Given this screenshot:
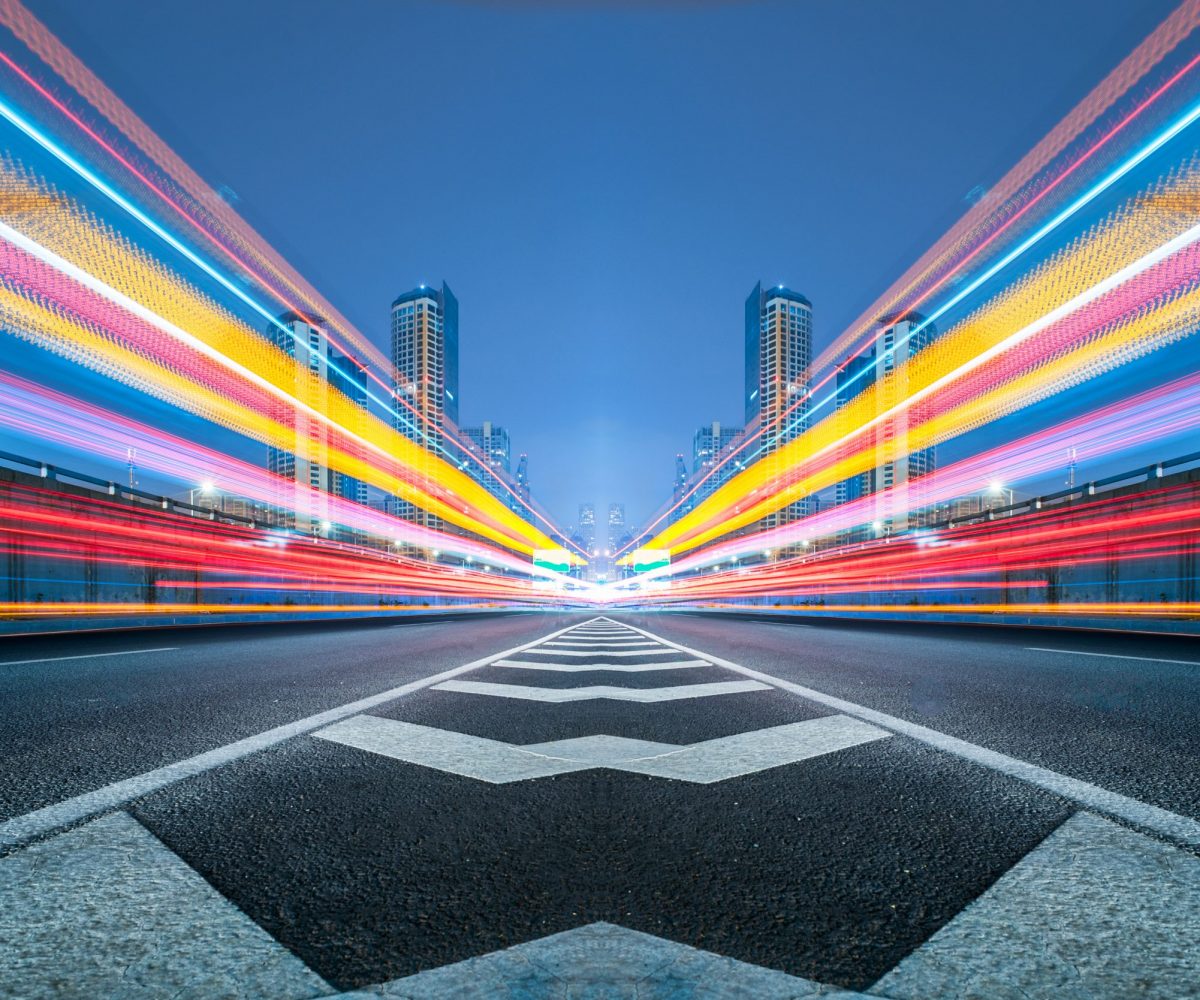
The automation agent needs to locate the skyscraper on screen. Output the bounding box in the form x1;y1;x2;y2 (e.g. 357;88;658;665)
834;348;877;515
266;312;369;539
391;282;459;434
461;421;511;473
869;313;938;534
690;420;746;506
607;502;632;550
515;454;530;505
577;503;596;553
460;421;522;511
390;282;459;526
745;282;813;526
669;454;691;525
692;421;742;475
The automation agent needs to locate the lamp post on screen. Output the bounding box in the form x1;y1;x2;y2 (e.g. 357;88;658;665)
988;480;1014;512
189;480;216;513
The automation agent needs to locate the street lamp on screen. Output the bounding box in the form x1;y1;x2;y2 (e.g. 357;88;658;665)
988;480;1014;511
189;480;216;512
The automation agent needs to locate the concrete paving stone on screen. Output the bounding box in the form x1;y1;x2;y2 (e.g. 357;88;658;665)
0;811;331;1000
331;922;872;999
871;811;1200;1000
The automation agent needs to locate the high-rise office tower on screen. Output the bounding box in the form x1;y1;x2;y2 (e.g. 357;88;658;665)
462;421;511;473
834;348;877;522
515;454;530;504
691;420;745;506
745;282;813;526
266;312;369;539
607;503;631;550
461;421;510;474
669;454;691;525
390;282;459;526
692;421;742;475
869;313;938;534
577;503;596;553
460;421;518;508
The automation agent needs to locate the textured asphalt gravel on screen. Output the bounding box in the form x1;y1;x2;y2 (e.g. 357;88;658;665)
0;611;570;821
631;611;1200;819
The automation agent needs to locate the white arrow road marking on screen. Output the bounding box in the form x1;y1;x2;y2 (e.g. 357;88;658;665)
432;679;770;702
313;714;889;783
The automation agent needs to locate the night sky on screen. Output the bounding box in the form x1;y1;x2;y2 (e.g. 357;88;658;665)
23;0;1183;540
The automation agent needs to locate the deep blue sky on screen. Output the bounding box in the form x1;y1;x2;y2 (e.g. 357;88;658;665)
25;0;1183;540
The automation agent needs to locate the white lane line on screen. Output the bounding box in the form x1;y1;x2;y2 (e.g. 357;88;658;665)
0;648;178;667
1026;647;1200;666
0;621;585;850
515;648;681;658
620;622;1200;847
432;679;771;703
492;658;710;672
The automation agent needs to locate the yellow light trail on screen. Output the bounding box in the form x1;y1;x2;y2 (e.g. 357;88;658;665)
0;161;563;556
641;161;1200;558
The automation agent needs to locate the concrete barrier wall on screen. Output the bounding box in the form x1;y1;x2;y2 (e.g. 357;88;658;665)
670;467;1200;635
0;467;510;635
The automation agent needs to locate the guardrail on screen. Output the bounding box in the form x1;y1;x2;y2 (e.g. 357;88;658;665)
935;450;1200;530
0;448;270;530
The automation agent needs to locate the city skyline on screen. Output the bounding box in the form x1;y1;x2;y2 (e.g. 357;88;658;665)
17;0;1183;533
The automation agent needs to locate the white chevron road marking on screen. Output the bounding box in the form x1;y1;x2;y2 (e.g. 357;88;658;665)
313;714;888;783
492;658;710;672
511;648;682;658
432;679;770;702
542;640;659;647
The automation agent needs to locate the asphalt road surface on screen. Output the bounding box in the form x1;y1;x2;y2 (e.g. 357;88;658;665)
1;611;1198;999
